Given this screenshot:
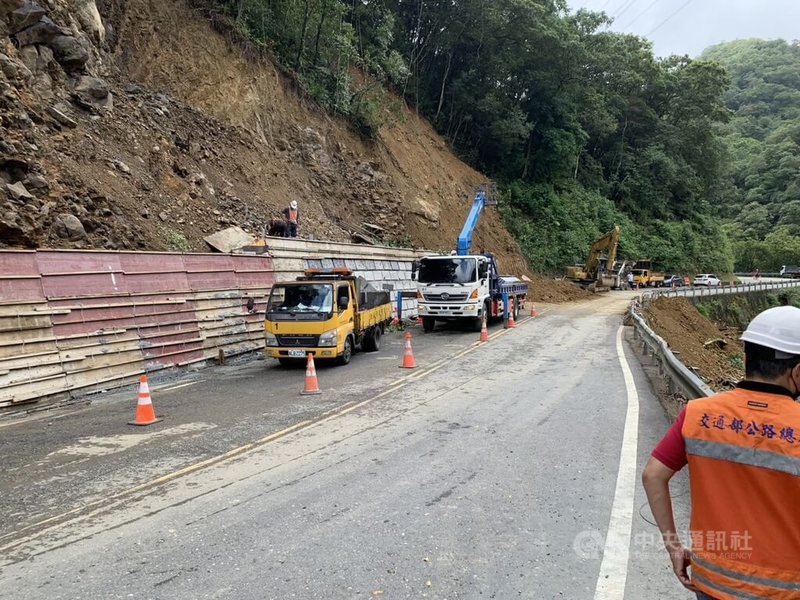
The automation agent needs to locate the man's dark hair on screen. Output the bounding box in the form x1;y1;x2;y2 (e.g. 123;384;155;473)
745;342;800;379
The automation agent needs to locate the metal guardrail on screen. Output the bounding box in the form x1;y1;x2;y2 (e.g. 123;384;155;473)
640;280;800;306
628;301;714;400
631;279;800;399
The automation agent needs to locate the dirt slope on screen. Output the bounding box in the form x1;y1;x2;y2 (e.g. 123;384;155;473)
1;0;592;303
644;297;744;390
106;0;531;270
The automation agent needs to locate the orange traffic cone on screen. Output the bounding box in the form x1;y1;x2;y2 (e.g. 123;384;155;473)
508;300;517;329
301;353;322;395
400;331;417;368
479;316;490;342
129;374;161;426
530;304;538;318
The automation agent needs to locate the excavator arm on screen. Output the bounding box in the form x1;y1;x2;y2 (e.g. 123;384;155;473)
584;226;621;278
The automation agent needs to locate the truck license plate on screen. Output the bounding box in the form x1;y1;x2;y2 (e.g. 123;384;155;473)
288;350;307;358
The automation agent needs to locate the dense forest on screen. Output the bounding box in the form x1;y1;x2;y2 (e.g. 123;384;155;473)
213;0;798;274
703;39;800;272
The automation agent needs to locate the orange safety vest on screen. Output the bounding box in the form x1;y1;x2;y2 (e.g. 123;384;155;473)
288;208;298;223
683;384;800;599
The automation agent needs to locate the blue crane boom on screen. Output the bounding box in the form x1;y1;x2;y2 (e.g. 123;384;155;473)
456;190;488;256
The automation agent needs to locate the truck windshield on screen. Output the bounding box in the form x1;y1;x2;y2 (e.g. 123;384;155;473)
418;258;477;284
267;284;333;315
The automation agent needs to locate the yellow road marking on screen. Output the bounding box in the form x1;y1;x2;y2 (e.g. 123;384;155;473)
0;420;312;549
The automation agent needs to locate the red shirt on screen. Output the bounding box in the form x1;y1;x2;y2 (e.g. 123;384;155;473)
652;408;688;471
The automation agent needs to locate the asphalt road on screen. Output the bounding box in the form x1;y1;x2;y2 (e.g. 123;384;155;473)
0;292;694;599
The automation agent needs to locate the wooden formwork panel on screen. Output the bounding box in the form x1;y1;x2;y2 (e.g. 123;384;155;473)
183;255;237;290
63;364;143;395
120;253;191;294
0;349;61;372
0;336;58;358
0;373;70;407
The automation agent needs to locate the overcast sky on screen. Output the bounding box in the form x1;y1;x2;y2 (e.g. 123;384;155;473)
567;0;800;57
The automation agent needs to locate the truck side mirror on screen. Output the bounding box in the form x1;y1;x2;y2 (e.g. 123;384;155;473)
411;260;418;281
338;297;349;311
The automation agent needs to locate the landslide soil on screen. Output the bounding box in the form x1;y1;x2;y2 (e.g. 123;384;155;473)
644;297;744;391
1;0;591;302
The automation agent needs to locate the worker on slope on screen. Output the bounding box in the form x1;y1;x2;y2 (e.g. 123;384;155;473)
642;305;800;600
283;200;299;238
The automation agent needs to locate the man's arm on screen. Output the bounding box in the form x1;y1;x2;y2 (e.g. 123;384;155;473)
642;457;696;591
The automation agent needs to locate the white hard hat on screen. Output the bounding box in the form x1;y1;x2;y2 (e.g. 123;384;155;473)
290;200;298;209
741;306;800;358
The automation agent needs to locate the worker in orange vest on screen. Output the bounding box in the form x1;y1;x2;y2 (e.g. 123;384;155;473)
282;200;299;238
642;305;800;600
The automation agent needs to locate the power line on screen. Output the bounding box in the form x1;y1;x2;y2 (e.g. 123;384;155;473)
647;0;693;36
619;0;659;30
611;0;638;20
614;0;643;20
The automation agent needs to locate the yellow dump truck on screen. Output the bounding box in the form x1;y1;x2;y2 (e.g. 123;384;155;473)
264;268;392;366
631;260;664;287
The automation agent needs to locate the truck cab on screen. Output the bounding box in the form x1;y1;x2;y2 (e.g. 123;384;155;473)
413;254;526;332
264;268;391;366
631;261;665;288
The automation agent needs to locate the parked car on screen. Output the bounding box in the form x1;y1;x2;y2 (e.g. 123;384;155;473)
662;275;685;287
693;274;721;286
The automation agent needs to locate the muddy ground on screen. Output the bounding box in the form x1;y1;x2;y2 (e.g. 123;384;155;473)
644;296;744;394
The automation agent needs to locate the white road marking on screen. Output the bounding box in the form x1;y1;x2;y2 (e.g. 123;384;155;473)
594;326;640;600
156;381;200;392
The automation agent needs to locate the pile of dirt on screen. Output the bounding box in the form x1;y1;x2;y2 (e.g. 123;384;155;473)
528;275;590;303
644;297;744;390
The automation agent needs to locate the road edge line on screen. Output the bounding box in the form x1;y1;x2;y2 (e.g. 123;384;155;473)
593;325;640;599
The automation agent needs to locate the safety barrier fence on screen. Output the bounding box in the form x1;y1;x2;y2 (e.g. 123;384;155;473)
628;300;714;400
631;279;800;399
0;241;425;412
640;280;800;307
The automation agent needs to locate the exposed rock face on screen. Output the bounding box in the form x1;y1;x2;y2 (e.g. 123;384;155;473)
0;0;530;276
52;212;86;240
0;0;25;17
49;33;90;72
8;2;45;34
72;0;104;45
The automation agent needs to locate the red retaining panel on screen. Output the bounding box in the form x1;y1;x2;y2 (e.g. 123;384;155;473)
0;250;274;409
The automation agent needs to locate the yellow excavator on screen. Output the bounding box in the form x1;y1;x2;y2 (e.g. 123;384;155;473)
565;226;622;291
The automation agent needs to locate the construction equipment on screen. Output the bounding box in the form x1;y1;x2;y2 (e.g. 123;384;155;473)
264;268;392;366
412;186;529;333
565;226;623;291
631;260;665;288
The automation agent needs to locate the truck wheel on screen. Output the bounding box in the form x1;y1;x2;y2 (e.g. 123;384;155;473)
472;316;483;332
338;336;353;365
513;298;520;320
422;317;435;333
364;327;381;352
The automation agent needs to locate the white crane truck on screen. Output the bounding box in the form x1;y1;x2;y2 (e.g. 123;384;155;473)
412;188;528;332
